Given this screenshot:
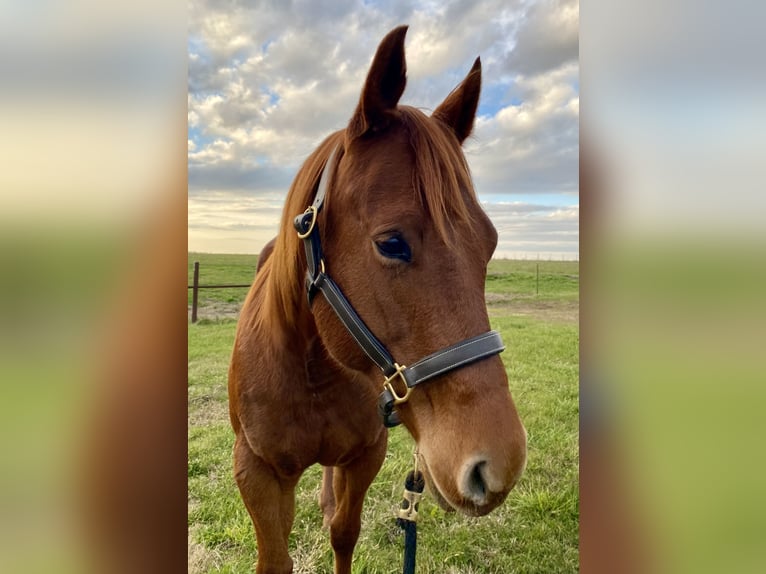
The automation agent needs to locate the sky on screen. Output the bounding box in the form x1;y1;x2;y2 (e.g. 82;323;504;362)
188;0;579;260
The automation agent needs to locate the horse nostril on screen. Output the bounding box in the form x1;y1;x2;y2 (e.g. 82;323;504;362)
466;460;488;502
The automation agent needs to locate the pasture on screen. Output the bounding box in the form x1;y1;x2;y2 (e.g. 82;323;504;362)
188;253;579;573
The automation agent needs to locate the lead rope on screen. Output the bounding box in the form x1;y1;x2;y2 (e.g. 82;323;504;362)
396;449;425;574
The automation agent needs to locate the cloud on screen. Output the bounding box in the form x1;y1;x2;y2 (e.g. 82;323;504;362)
188;0;579;257
188;190;285;253
503;0;579;77
469;62;579;195
485;202;579;258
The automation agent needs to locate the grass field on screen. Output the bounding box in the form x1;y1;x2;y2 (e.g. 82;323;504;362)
188;253;579;573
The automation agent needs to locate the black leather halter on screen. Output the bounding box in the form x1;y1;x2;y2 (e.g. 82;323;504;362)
293;146;505;427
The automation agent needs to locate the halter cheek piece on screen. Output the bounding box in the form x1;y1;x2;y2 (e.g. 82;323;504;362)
294;146;505;427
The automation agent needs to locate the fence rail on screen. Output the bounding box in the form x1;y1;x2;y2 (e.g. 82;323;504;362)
188;261;252;323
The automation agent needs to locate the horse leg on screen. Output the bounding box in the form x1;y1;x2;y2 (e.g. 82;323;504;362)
329;433;387;574
233;434;298;574
320;466;336;528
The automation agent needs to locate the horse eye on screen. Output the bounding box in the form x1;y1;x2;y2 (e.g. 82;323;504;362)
375;235;411;262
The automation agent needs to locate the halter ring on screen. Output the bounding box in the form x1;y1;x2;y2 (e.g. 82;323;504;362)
296;206;318;239
383;363;412;405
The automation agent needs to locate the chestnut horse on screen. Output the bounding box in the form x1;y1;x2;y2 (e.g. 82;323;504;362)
228;26;527;574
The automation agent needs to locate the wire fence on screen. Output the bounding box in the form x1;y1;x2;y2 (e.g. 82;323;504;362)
188;261;252;323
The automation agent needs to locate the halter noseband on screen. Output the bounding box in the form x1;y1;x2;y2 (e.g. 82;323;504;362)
293;146;505;427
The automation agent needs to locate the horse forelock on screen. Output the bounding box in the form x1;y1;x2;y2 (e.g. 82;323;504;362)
398;106;479;247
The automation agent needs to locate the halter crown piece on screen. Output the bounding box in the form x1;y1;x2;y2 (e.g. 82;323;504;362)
294;146;506;427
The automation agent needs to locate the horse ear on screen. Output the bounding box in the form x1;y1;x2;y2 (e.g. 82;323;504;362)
432;57;482;144
346;25;408;142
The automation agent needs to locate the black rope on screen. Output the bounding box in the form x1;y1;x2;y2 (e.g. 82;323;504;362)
400;519;417;574
396;470;425;574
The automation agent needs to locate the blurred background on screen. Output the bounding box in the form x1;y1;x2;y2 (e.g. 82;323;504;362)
0;0;764;572
0;1;187;572
582;1;766;572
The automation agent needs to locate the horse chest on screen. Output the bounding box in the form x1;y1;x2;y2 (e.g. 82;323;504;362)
317;407;382;466
245;374;381;472
288;368;382;464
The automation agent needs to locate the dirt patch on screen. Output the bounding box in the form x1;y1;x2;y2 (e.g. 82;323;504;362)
189;302;242;322
486;293;579;324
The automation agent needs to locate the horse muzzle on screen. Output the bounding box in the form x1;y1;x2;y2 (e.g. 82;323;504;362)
418;421;527;517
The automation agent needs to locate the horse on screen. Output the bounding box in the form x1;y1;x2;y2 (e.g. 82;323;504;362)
228;25;527;574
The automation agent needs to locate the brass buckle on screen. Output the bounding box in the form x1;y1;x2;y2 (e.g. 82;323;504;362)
397;487;422;522
397;447;423;522
296;206;318;239
383;363;411;405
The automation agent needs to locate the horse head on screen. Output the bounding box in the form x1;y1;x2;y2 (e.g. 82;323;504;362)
307;26;527;516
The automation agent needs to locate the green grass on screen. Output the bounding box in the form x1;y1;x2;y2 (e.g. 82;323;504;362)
188;255;579;573
188;253;259;306
486;259;579;301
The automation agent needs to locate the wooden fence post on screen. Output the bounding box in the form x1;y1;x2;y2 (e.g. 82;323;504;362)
536;262;539;296
192;261;200;323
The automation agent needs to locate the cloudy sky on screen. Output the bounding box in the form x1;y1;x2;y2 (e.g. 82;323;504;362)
188;0;579;259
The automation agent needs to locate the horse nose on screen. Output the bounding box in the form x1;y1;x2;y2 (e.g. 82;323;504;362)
459;455;522;510
463;460;490;503
460;458;502;505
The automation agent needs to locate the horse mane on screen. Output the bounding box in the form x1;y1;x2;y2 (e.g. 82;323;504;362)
247;131;344;337
254;108;478;336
